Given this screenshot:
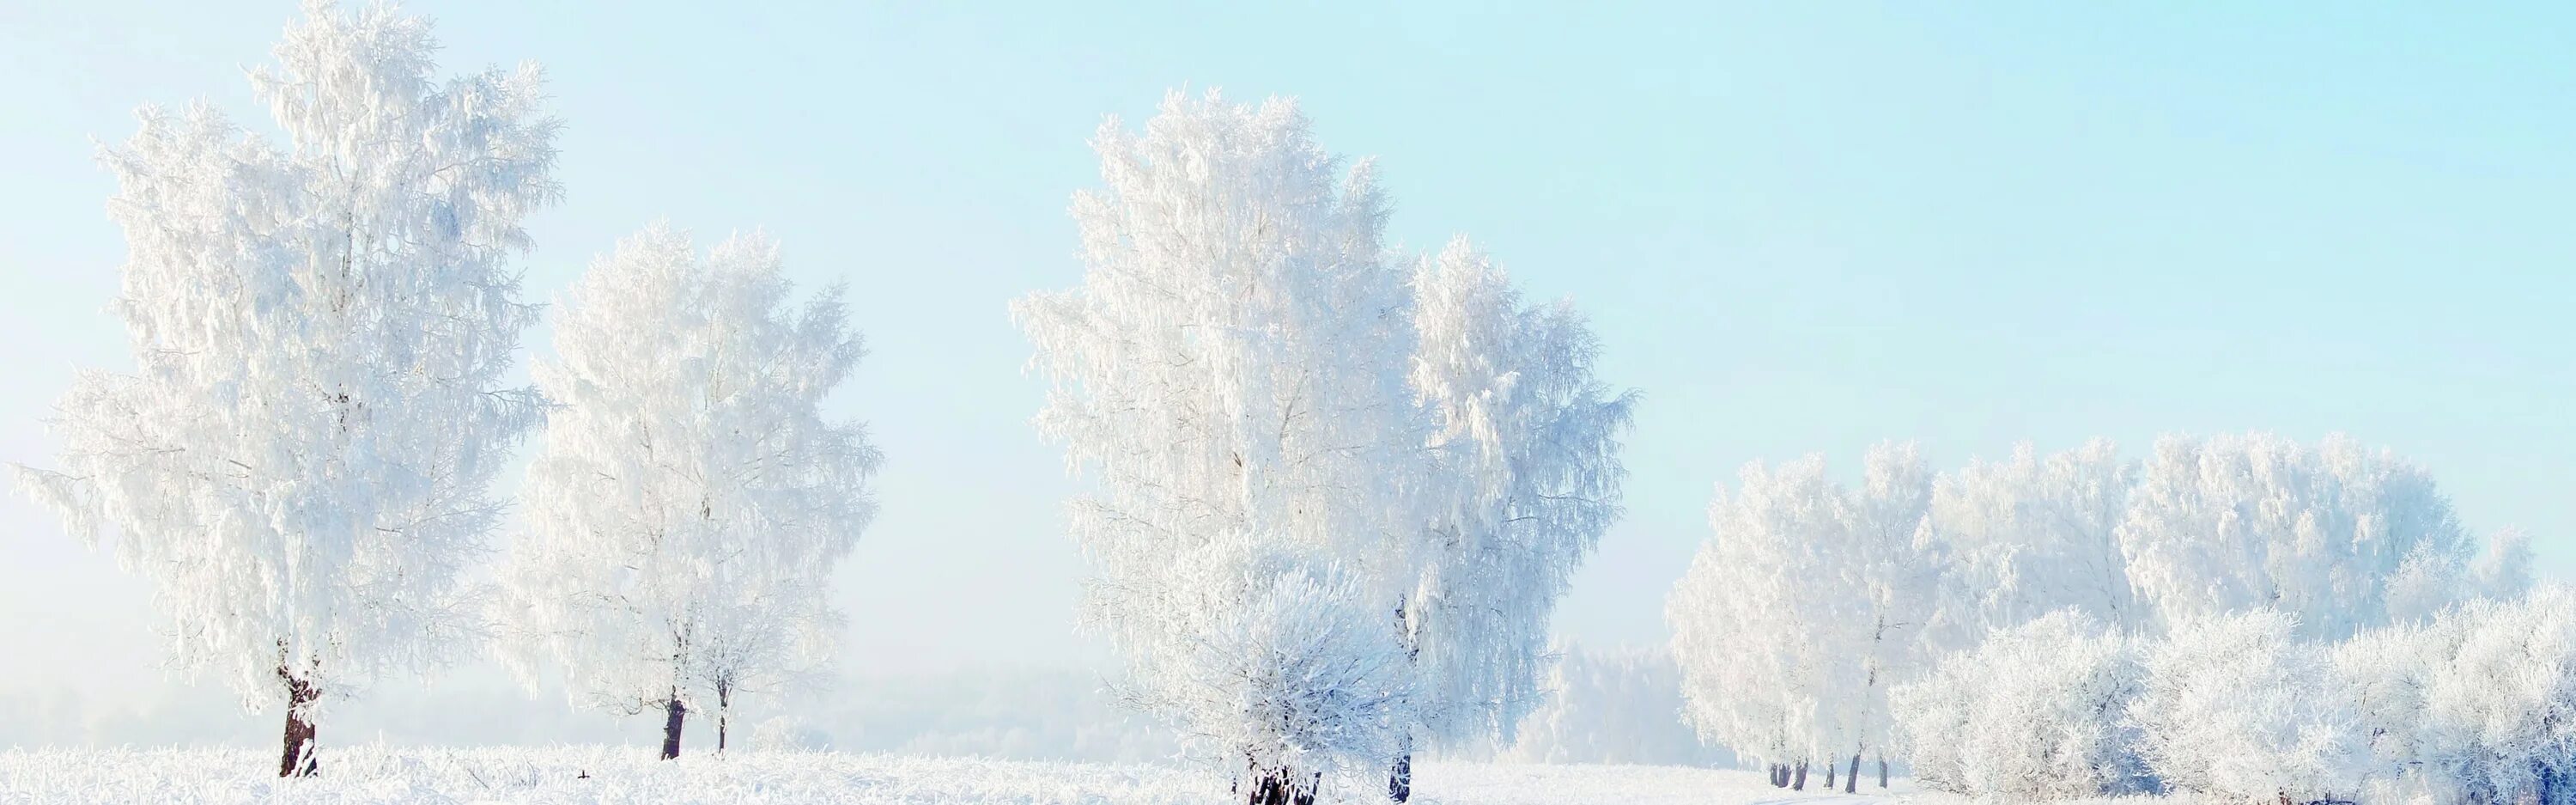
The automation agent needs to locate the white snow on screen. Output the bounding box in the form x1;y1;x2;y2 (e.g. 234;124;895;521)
0;747;1918;805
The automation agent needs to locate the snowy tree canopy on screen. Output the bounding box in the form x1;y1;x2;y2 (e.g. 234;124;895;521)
501;224;878;756
2118;432;2494;640
1014;91;1422;798
1401;239;1635;748
1822;442;1935;774
1666;443;1935;780
1016;91;1630;802
1667;454;1845;770
12;0;556;723
1920;440;2140;639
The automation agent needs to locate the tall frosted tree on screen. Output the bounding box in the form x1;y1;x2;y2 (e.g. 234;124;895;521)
1392;239;1634;799
1668;444;1934;791
1015;92;1421;805
1668;454;1845;788
1020;93;1630;804
11;2;556;777
500;224;878;759
1823;442;1935;791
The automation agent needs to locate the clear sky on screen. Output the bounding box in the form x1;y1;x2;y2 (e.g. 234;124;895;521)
2;1;2571;709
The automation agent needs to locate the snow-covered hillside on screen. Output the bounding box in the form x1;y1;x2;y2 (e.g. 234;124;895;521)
0;747;1911;805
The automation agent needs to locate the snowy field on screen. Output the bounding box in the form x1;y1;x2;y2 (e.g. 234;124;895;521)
0;747;1917;805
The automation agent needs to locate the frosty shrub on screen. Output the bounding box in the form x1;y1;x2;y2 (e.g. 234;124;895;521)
2330;587;2576;805
2132;611;2366;804
1891;610;2150;799
2334;619;2445;799
2412;588;2576;805
1114;541;1414;803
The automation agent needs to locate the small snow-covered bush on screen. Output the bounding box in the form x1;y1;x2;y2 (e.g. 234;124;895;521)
2132;611;2366;804
1891;610;2149;799
2334;619;2446;799
1111;541;1414;802
2331;587;2576;805
2410;588;2576;805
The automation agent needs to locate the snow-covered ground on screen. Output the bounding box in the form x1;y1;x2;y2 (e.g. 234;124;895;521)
0;747;1920;805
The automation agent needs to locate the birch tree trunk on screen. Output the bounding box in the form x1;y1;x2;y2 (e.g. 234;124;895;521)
659;693;687;760
276;669;319;778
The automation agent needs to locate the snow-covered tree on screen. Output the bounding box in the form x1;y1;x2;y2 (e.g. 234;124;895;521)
2131;610;2367;804
11;2;556;776
2117;433;2488;640
1920;440;2140;641
1666;444;1932;791
1020;92;1630;804
1820;442;1935;791
1891;610;2151;799
1392;238;1634;797
1015;91;1422;805
500;224;878;759
1668;454;1844;788
2412;587;2576;804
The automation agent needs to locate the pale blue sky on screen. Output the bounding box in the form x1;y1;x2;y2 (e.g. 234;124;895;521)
2;1;2571;706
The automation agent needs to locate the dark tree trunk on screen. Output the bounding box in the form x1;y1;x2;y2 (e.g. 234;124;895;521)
1771;763;1787;787
1793;759;1808;790
277;669;319;778
1826;761;1837;789
716;683;731;755
659;694;686;760
1880;756;1890;789
1846;753;1862;793
1388;751;1412;802
1246;768;1316;805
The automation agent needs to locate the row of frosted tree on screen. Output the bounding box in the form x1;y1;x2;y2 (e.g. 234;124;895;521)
18;5;2560;805
15;6;1639;802
1665;436;2540;804
16;5;880;777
